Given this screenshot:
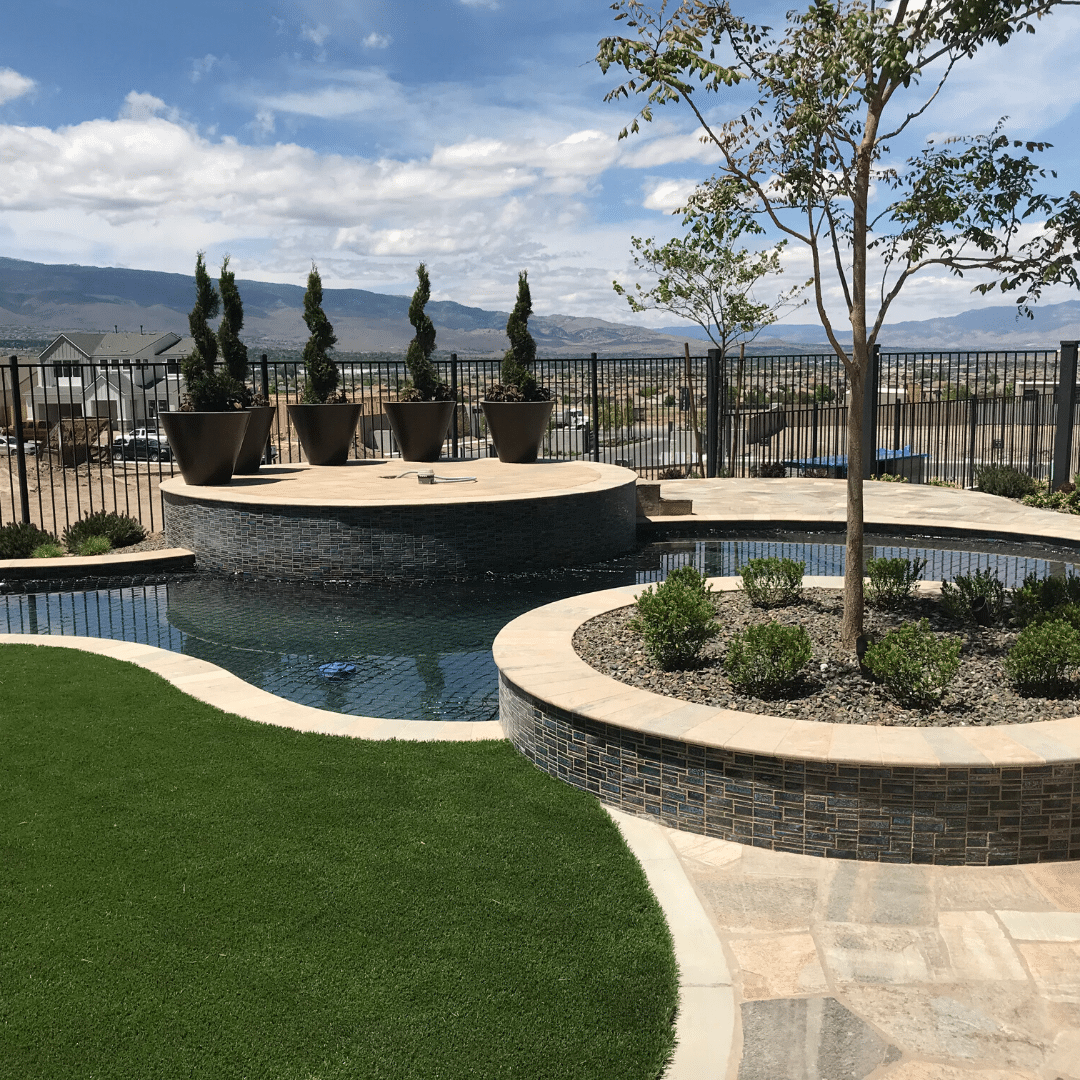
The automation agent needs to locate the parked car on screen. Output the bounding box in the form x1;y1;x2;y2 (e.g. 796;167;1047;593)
112;436;173;463
0;434;37;455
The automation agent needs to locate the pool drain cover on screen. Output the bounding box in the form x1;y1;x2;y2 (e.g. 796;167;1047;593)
318;662;357;679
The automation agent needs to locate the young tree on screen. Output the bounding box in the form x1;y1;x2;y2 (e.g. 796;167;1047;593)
402;263;451;401
217;255;251;406
614;178;806;360
299;264;342;404
181;252;240;411
599;0;1080;645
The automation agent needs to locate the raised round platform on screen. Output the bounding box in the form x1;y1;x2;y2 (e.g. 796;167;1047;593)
161;459;638;581
493;577;1080;866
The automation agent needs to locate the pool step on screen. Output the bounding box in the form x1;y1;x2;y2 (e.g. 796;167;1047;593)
636;482;693;518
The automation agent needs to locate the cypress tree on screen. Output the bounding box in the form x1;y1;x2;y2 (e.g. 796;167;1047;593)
217;255;251;405
181;252;238;411
498;270;546;401
300;264;342;404
402;262;449;401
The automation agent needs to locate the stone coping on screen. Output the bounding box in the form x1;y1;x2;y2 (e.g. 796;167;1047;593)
492;575;1080;770
0;547;195;580
160;458;636;508
0;634;504;743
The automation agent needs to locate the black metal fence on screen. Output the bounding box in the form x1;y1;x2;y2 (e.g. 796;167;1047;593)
2;343;1078;536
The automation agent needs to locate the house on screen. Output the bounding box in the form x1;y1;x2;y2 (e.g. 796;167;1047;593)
28;331;193;425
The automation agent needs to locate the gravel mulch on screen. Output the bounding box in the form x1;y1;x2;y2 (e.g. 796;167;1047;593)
573;588;1080;727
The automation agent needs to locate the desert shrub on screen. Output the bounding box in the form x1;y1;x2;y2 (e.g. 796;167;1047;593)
1022;485;1080;513
739;556;805;607
724;621;812;697
752;461;786;478
869;473;908;483
62;511;146;554
0;522;57;560
632;569;719;670
1004;619;1080;695
939;569;1008;625
862;619;962;708
74;535;112;556
1011;571;1080;627
31;542;64;558
974;464;1036;500
866;556;926;608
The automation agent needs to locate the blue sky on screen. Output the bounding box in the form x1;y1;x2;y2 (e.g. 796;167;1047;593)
1;0;1078;328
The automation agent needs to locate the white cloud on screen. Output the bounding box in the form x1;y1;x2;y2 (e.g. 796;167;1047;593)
363;32;391;49
620;131;722;169
118;91;180;123
0;68;35;106
460;0;498;8
642;179;698;213
303;24;331;47
190;54;219;83
251;109;276;136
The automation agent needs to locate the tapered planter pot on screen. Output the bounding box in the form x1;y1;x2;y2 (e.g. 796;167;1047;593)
287;402;362;466
383;400;455;462
232;406;277;474
480;400;554;464
160;411;251;487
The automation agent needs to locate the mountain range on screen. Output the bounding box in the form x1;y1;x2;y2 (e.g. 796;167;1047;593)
0;256;1076;355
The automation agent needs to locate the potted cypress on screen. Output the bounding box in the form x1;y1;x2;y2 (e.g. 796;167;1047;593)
481;271;553;463
219;258;276;474
287;265;362;465
161;253;250;486
384;263;455;461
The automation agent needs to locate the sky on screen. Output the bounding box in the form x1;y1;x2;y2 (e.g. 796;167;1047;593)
1;0;1079;331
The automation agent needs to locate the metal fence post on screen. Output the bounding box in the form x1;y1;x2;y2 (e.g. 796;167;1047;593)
260;353;272;465
9;355;30;524
590;353;600;463
1052;340;1079;489
450;353;459;459
706;348;720;478
861;343;880;480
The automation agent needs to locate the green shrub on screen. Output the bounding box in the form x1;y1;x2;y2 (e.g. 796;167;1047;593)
1004;619;1080;695
862;619;962;708
724;621;812;697
1021;486;1080;513
869;473;908;483
0;522;57;560
31;542;64;558
632;569;719;670
74;535;112;556
939;569;1008;624
974;464;1036;499
62;511;145;554
739;556;805;607
866;555;926;608
1011;571;1080;627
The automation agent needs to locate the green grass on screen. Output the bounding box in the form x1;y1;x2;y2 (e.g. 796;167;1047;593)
0;646;677;1080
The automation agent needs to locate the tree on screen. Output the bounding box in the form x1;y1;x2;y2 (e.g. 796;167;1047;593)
402;263;450;401
217;255;251;406
614;178;806;360
181;252;240;412
299;264;342;404
599;0;1080;645
494;271;549;401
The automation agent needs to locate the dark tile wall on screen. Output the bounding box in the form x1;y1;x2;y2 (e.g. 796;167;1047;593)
501;674;1080;865
163;483;636;580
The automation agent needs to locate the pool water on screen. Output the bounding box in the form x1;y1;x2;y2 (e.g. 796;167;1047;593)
3;533;1077;723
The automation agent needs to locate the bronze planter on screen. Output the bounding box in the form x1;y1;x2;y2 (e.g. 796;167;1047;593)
480;400;554;464
287;402;362;465
383;400;455;462
232;406;277;474
160;411;251;486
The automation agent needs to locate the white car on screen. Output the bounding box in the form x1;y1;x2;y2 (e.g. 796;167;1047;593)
0;434;37;454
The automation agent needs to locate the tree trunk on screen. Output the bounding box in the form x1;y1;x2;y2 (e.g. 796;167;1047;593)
842;363;865;647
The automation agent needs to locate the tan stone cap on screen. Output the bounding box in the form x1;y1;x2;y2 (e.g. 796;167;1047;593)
492;576;1080;769
160;458;635;508
0;547;195;577
0;634;504;743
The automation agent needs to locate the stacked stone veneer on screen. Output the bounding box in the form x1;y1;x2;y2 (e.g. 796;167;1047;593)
162;484;636;580
501;675;1080;865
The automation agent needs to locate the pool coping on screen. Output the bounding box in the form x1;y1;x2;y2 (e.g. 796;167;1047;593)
0;547;196;580
492;575;1080;769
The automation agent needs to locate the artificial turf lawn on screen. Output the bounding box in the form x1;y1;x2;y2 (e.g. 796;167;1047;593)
0;645;678;1079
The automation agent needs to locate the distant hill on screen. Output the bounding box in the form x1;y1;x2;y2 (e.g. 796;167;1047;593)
0;256;1076;356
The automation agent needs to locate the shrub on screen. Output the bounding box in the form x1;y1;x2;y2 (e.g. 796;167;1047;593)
1004;619;1080;695
299;264;343;404
752;461;786;478
1021;486;1080;514
0;522;57;560
862;620;962;708
866;555;926;608
739;556;805;607
74;535;112;556
401;263;450;402
724;621;812;697
631;569;719;670
486;271;550;403
869;473;908;483
939;569;1008;625
974;464;1036;500
62;511;145;554
31;542;64;558
1011;570;1080;627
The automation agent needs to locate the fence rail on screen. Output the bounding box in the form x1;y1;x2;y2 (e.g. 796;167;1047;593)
1;344;1077;537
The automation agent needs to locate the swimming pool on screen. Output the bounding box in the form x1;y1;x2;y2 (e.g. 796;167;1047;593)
3;532;1076;722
